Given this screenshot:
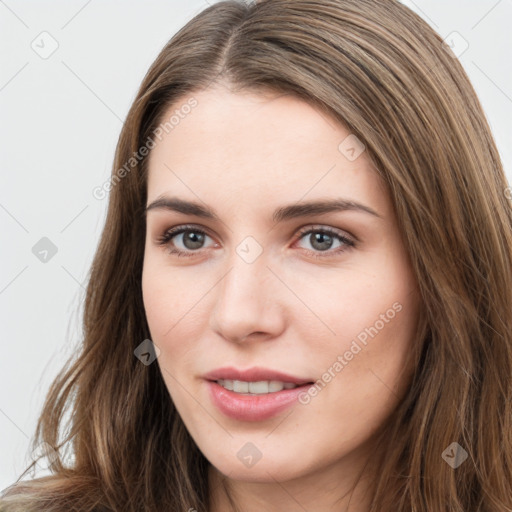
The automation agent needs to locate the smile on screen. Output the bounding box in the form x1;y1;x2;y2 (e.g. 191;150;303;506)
216;379;299;394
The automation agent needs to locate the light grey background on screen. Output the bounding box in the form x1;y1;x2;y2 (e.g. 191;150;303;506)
1;0;511;492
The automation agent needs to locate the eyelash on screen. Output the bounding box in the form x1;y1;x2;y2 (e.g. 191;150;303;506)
155;224;356;259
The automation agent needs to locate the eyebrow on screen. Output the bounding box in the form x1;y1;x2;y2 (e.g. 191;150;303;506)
145;196;382;223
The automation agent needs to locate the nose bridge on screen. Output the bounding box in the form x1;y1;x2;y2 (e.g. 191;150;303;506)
219;243;271;311
210;238;284;342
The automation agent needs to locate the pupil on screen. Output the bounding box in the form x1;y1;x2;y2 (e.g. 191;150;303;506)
312;232;332;251
184;231;204;249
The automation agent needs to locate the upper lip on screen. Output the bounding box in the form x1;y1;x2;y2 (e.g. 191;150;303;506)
203;366;313;385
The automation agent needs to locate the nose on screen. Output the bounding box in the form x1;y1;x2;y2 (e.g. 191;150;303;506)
209;251;286;345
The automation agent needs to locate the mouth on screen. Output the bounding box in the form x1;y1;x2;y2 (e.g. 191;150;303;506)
202;366;313;387
202;367;315;421
213;378;308;395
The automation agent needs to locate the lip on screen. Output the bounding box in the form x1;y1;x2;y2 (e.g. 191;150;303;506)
202;366;313;385
203;366;314;422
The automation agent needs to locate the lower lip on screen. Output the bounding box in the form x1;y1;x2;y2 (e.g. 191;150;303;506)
206;380;312;422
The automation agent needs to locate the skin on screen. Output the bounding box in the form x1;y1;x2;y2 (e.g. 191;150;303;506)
141;83;421;512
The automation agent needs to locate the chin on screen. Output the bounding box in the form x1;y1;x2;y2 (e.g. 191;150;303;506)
208;449;306;483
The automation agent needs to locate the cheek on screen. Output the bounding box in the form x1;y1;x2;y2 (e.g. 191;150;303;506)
142;274;203;409
291;248;419;387
141;257;210;379
292;265;413;346
141;249;203;338
142;265;171;340
293;279;418;454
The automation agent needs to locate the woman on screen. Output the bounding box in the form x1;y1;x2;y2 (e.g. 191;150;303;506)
1;0;511;510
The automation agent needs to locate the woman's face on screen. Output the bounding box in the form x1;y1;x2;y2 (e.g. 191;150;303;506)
142;84;420;484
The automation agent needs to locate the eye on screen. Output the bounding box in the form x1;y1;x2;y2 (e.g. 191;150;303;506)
155;224;355;259
155;224;216;258
293;225;355;258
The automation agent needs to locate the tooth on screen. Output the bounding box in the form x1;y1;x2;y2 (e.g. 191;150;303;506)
217;379;301;393
268;380;285;392
248;381;269;394
233;380;249;393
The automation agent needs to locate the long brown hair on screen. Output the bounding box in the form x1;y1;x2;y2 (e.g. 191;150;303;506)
2;0;511;510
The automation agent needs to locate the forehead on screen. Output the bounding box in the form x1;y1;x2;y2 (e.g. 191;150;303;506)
146;86;387;215
150;86;345;161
